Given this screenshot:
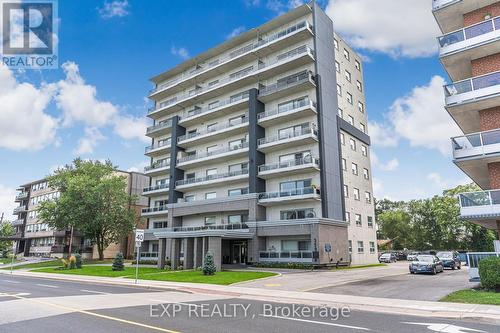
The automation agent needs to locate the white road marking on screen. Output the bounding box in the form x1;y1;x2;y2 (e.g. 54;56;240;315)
149;300;203;308
0;293;31;297
80;289;110;295
262;315;370;331
2;280;20;284
36;284;58;289
404;322;486;333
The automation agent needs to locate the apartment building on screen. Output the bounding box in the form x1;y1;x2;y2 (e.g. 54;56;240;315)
12;172;149;258
141;2;378;270
434;0;500;238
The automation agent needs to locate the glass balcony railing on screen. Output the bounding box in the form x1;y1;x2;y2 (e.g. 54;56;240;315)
15;192;28;200
444;70;500;97
13;205;27;214
142;206;168;214
259;71;314;96
144;161;170;172
145;139;171;154
171;223;249;232
176;169;249;187
143;183;169;193
259;251;312;259
452;128;500;158
258;187;320;201
146;119;173;134
177;117;249;143
258;125;318;146
258;99;316;120
459;190;500;208
258;156;320;173
438;16;500;48
177;142;249;164
432;0;460;11
181;93;249;121
148;21;312;96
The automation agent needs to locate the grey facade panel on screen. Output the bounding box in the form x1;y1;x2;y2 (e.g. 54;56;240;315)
248;88;266;194
338;116;371;146
168;116;186;204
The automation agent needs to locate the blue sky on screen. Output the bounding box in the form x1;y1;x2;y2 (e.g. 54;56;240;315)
0;0;470;218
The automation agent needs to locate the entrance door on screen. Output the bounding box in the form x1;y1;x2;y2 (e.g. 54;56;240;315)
232;242;247;264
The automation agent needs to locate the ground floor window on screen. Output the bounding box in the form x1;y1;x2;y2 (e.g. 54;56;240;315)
281;240;311;251
369;241;375;254
357;241;364;253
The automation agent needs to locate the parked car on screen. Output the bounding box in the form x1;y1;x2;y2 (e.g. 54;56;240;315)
409;255;444;275
379;253;397;263
436;251;461;270
407;252;420;261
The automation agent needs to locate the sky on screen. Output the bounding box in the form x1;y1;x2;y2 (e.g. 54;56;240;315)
0;0;470;219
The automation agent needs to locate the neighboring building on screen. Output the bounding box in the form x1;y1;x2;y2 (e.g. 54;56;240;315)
434;0;500;237
11;171;149;259
142;2;377;270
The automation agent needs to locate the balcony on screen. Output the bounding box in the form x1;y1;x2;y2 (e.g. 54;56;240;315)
146;119;173;138
258;125;318;152
433;0;499;34
15;192;28;201
177;117;249;148
459;190;500;229
144;161;170;176
258;187;321;206
139;252;159;260
142;183;170;196
147;46;315;119
177;142;249;168
445;71;500;133
141;205;168;217
11;219;24;227
148;21;314;100
258;99;317;126
145;139;171;157
452;129;500;188
259;251;313;263
151;223;253;239
168;193;258;217
258;71;316;103
176;169;249;191
258;157;320;179
13;205;27;214
439;16;500;81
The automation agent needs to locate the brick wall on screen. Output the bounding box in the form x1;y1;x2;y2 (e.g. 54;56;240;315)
471;54;500;77
463;3;500;26
479;107;500;131
488;162;500;188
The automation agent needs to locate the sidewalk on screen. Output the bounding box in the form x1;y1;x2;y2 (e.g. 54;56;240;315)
2;269;499;324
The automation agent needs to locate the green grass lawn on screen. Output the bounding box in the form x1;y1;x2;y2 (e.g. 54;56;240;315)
441;289;500;305
133;270;277;285
32;265;161;277
0;258;17;265
2;258;132;270
332;263;387;270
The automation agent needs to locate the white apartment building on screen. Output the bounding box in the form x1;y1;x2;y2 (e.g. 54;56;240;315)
141;2;378;270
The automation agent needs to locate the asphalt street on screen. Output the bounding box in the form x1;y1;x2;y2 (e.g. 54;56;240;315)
0;274;498;333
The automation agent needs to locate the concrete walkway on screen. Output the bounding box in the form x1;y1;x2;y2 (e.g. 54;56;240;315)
2;268;499;324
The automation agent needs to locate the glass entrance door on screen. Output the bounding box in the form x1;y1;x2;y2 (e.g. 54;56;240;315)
232;242;247;264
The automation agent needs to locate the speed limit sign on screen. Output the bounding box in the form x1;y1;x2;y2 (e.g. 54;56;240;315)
135;229;145;245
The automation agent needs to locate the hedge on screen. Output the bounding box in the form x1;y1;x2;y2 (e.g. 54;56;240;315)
478;256;500;291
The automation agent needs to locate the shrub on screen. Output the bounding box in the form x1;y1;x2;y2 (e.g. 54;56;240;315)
112;252;125;271
68;255;77;269
138;260;158;265
479;256;500;291
253;262;313;270
61;258;69;269
203;251;216;276
74;253;82;269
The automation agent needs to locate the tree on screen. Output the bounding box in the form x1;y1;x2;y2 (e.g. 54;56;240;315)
203;251;216;275
38;159;137;260
377;210;413;250
0;222;14;256
112;252;125;271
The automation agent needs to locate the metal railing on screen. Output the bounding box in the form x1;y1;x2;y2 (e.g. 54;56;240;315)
15;192;28;200
143;183;169;193
142;206;168;214
432;0;460;10
181;93;249;120
145;139;171;153
146;119;173;134
171;223;249;232
144;161;170;172
13;205;27;214
258;187;320;200
258;99;316;120
258;157;319;173
259;71;314;96
176;169;249;187
452;128;500;155
177;117;249;142
148;21;312;95
459;190;500;208
444;70;500;97
259;251;312;259
258;124;318;146
177;142;249;164
11;219;24;226
140;252;159;259
439;16;500;48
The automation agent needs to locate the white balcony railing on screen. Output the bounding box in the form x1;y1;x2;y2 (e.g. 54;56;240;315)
145;139;171;154
177;117;248;143
177;142;249;164
171;223;249;232
258;99;316;121
438;16;500;52
181;93;249;122
143;183;169;194
452;128;500;159
15;192;28;200
432;0;460;11
259;251;313;262
148;21;312;96
146;119;173;135
258;157;320;173
258;187;320;201
142;206;168;215
13;206;27;214
444;70;500;105
259;71;314;96
258;124;318;146
459;190;500;218
176;169;249;187
144;161;170;173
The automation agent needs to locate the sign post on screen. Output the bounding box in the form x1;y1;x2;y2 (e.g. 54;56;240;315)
10;243;16;275
134;229;144;284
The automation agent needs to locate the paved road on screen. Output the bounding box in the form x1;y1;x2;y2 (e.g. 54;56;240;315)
1;274;498;333
311;265;478;301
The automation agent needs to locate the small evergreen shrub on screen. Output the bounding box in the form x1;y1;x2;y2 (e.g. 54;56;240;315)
479;256;500;291
112;252;125;271
203;251;216;275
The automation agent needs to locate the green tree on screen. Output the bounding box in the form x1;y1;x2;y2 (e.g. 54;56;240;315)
112;252;125;271
203;251;217;275
376;210;413;250
0;222;14;256
38;159;137;260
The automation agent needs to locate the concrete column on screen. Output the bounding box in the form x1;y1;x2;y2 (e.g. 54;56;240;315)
207;236;222;271
171;238;181;270
193;237;203;268
157;238;167;269
184;238;194;269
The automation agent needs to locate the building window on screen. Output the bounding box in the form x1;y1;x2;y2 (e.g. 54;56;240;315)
207;145;218;154
184;195;195;202
340;133;345;145
347;92;353;105
348;240;352;253
228;138;244;149
369;241;376;254
345;212;350;222
355;214;362;227
367;216;374;228
337;84;342;96
353;188;360;201
348;115;354;126
334;38;339;50
280;208;315;220
344;185;349;198
205;192;217;199
282;240;311;251
344;48;350;61
278;123;309;139
342;158;347;171
361;145;367;156
352;162;358;175
205;216;216;225
360;123;366;133
208;80;219;87
280;179;311;193
358;101;364;113
365;191;372;203
350;138;356;151
345;70;351;82
228;188;248;197
229;114;246;126
356;80;362;92
228;214;248;224
229;162;248;173
208;101;219;110
355;60;361;71
357;241;364;253
206;168;217;177
230;66;253;79
363;168;369;180
207;123;218;132
335;61;340;73
153;221;168;229
338;108;343;118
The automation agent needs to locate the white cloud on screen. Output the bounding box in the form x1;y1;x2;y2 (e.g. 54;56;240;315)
0;184;17;220
265;0;306;14
98;0;130;19
371;152;399;172
326;0;440;58
74;127;105;155
171;46;190;60
0;64;58;151
226;26;246;39
372;178;384;198
368;121;398;148
427;172;470;190
127;161;149;173
113;115;150;144
244;0;261;7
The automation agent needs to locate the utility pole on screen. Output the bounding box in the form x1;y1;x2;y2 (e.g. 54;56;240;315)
0;212;4;224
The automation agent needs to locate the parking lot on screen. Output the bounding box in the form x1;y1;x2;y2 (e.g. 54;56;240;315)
310;263;478;301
